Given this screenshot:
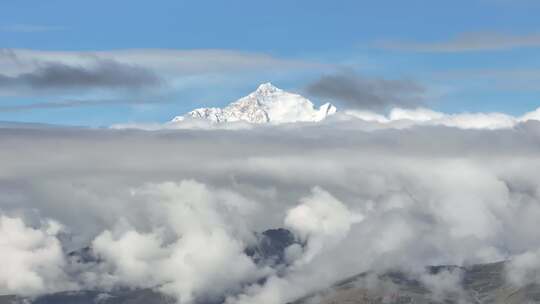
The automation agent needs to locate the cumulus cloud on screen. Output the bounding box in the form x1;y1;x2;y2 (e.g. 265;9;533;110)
0;214;74;296
305;71;425;111
2;121;540;303
81;180;263;303
285;187;363;264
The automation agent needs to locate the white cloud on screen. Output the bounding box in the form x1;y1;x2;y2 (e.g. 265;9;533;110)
113;105;540;131
111;118;254;131
0;215;74;296
285;187;363;264
86;180;264;303
345;106;539;129
506;249;540;286
519;107;540;122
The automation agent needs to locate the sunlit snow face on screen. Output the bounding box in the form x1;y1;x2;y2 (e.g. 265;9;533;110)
170;83;337;125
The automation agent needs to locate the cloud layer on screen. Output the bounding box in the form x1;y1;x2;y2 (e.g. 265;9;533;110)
2;120;540;303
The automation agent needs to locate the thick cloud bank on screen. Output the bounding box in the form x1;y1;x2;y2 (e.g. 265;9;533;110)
1;120;540;303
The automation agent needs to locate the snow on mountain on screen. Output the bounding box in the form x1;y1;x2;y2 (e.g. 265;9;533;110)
171;83;337;124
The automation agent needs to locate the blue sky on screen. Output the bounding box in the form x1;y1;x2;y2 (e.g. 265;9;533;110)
1;0;540;126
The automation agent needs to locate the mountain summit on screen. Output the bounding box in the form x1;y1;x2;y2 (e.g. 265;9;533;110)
171;83;337;124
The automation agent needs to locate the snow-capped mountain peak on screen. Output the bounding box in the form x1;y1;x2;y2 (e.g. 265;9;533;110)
252;82;282;96
171;83;336;124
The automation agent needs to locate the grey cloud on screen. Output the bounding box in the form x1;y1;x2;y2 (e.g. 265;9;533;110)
0;60;162;92
0;98;166;112
376;32;540;52
305;71;425;110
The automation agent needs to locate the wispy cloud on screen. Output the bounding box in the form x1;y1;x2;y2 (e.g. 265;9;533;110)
0;59;162;92
376;32;540;52
0;98;165;112
0;49;322;77
0;24;64;33
434;68;540;91
0;49;324;94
